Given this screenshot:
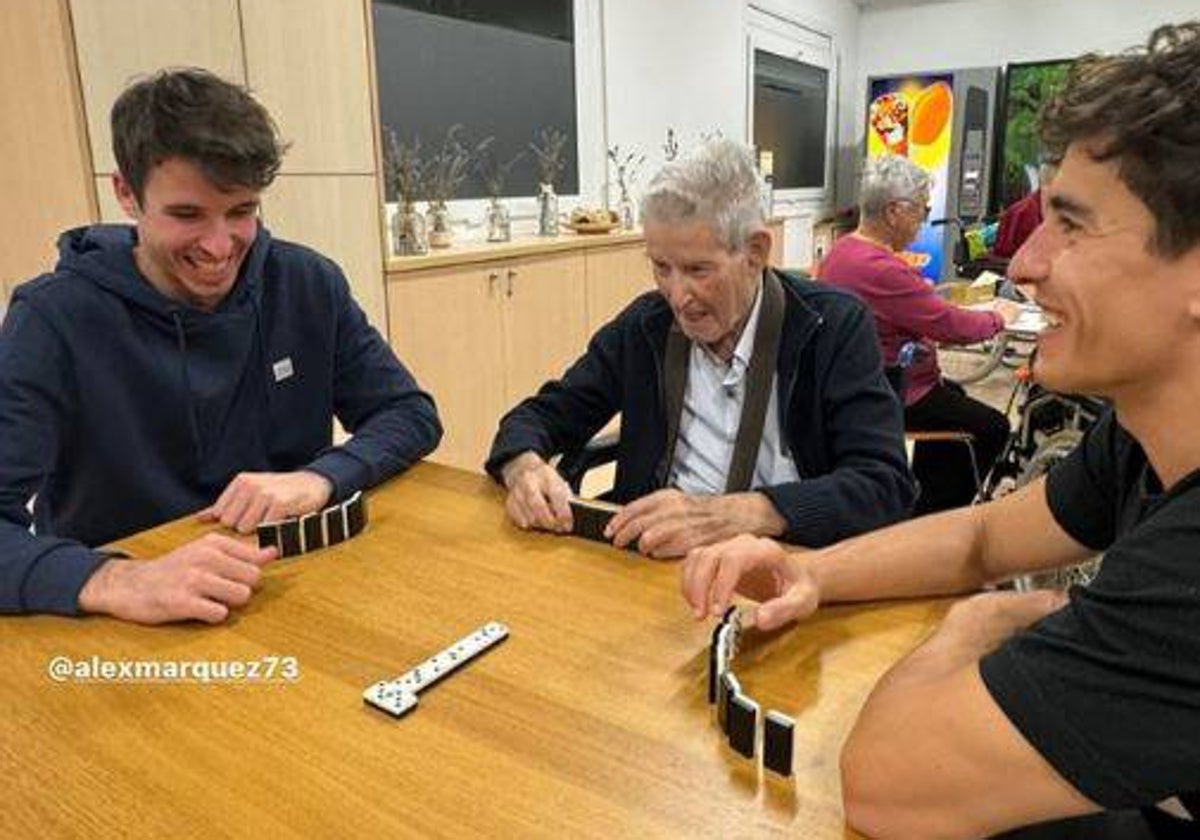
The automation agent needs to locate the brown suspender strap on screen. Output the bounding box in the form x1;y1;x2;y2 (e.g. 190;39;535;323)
725;269;786;493
655;270;787;492
655;321;692;487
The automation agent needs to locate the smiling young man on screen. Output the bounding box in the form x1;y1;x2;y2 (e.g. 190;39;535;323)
0;69;442;623
486;139;913;556
680;23;1200;839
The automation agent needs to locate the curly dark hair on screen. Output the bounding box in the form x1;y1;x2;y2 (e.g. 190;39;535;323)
1039;22;1200;257
111;67;287;202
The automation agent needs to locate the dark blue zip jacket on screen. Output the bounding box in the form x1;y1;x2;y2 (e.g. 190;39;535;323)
486;271;914;546
0;224;441;615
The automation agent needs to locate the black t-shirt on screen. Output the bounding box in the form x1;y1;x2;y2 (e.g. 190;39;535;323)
980;410;1200;816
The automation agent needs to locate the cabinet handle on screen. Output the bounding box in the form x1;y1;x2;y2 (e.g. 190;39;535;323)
506;268;516;298
488;271;500;295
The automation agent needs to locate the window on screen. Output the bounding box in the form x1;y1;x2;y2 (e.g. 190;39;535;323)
746;8;835;202
372;0;581;200
754;50;828;190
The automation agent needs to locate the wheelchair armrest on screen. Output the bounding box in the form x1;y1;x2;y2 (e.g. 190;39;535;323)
556;432;620;495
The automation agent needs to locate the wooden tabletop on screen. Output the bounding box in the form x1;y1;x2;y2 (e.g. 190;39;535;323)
2;463;948;838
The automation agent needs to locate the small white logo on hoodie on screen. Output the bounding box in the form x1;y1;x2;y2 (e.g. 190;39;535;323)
272;357;294;383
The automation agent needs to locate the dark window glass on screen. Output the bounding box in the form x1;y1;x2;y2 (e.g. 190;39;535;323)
753;49;828;190
373;0;578;200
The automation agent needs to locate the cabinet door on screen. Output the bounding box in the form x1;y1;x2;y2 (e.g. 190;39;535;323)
502;253;587;406
583;243;655;335
239;0;375;174
387;266;504;472
1;0;96;296
70;0;244;174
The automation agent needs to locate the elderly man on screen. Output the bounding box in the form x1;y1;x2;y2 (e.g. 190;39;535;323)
486;139;914;557
682;23;1200;839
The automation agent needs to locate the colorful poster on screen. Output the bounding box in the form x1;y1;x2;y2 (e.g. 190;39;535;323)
867;74;954;280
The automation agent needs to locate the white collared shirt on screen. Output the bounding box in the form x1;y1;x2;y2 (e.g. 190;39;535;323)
669;276;801;495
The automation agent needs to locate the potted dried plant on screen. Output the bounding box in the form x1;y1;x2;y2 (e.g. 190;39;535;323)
607;145;645;230
383;127;428;255
529;127;568;236
425;125;487;248
474;137;524;243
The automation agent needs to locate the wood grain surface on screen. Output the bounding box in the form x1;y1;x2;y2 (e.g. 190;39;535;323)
2;463;947;838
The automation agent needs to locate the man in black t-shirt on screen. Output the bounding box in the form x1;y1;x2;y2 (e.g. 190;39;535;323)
678;22;1200;839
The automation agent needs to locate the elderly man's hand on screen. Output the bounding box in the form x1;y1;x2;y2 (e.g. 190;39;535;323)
501;451;573;533
680;534;817;628
604;489;786;559
199;470;334;533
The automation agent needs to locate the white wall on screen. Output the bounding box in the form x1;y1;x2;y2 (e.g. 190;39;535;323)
854;0;1200;150
600;0;862;265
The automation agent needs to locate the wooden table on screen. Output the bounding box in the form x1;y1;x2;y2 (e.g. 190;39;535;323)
2;464;948;838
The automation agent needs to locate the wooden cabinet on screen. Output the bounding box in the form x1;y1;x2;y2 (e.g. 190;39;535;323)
388;253;586;471
501;254;587;404
583;242;655;334
768;218;785;268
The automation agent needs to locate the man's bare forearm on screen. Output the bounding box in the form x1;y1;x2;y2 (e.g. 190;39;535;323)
802;479;1090;609
803;504;989;607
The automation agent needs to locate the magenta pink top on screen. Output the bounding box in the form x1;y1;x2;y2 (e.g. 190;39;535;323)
818;235;1003;406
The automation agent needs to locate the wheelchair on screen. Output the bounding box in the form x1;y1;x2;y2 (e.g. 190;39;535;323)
976;359;1107;590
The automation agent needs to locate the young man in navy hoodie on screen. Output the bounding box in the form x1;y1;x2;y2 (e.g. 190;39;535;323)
0;69;441;624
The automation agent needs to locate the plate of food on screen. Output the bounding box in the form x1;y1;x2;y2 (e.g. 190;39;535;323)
564;208;621;234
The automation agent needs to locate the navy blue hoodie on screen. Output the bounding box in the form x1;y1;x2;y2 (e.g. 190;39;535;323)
0;224;442;615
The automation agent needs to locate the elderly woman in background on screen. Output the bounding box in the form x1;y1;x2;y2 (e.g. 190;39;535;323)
819;154;1020;515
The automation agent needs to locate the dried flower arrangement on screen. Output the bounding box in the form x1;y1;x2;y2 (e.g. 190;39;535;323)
425;125;484;207
606;144;645;197
529;127;568;189
383;127;425;206
474;137;525;199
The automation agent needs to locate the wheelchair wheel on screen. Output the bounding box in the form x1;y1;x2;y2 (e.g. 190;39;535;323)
939;333;1009;385
1011;429;1103;591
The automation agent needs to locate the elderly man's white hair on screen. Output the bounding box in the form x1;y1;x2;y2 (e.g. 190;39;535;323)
858;154;931;220
641;138;765;251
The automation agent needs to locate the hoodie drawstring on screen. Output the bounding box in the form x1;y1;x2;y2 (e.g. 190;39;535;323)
171;310;204;464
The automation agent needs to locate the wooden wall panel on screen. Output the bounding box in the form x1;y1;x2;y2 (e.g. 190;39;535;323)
0;0;97;295
260;175;387;333
70;0;244;174
240;0;375;174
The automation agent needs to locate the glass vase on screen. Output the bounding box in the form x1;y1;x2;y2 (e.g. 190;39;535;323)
485;198;511;242
537;183;559;236
391;202;428;256
618;187;636;230
428;201;454;248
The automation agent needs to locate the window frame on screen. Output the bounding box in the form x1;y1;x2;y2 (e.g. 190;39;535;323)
745;6;837;206
375;0;604;234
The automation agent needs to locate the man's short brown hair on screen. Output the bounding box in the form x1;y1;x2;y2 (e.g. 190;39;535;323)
111;67;286;202
1040;22;1200;258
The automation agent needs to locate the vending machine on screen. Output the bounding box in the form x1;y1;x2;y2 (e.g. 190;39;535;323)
866;67;1000;281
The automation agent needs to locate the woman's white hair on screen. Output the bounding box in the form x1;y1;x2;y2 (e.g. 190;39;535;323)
640;138;764;251
858;154;931;220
